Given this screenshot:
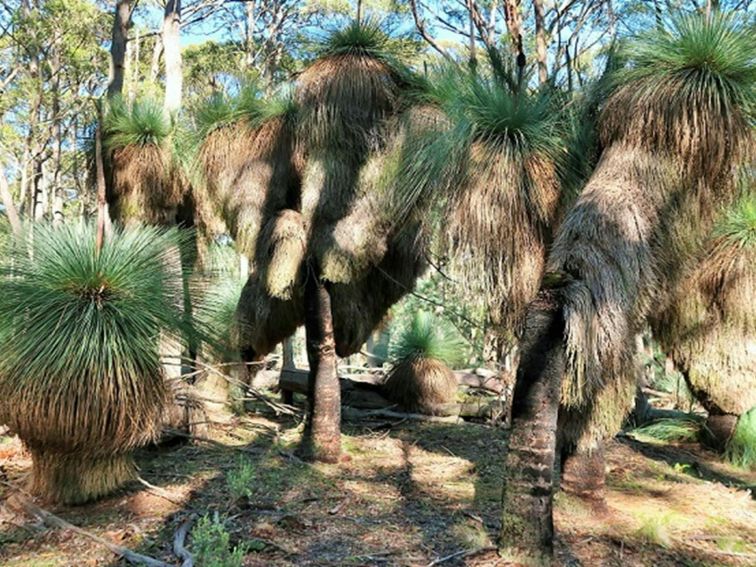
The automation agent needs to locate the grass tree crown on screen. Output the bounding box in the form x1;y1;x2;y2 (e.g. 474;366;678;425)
389;311;467;368
104;96;172;149
0;222;191;503
601;13;756;178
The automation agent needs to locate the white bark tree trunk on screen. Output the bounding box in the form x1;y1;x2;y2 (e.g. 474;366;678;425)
162;0;182;114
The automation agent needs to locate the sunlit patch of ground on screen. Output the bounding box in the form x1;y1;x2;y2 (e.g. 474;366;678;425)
1;410;754;566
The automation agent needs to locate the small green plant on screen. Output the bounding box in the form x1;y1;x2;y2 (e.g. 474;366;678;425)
725;407;756;468
191;514;246;567
226;457;254;501
388;310;467;369
632;414;704;443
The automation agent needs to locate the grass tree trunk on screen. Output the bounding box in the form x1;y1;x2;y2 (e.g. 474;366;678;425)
302;262;341;463
108;0;133;99
280;337;295;404
500;292;564;562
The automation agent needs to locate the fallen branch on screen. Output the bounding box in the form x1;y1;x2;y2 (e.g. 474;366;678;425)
136;477;184;505
173;515;195;567
426;546;496;566
9;491;171;567
342;407;461;424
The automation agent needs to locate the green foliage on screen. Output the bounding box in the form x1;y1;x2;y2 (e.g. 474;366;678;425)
393;61;564;221
390;271;486;366
317;17;417;62
104;97;172;149
715;193;756;248
193;82;297;139
617;14;756;115
389;310;467;369
226;457;255;500
0;222;188;393
194;244;246;359
632;415;704;443
191;514;246;567
725;407;756;469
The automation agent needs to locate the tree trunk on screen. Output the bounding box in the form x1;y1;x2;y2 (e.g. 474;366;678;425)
0;169;22;236
503;0;526;84
705;413;738;452
108;0;133;99
162;0;182;114
500;292;564;561
280;337;295;404
561;445;607;510
301;263;341;463
149;34;162;85
533;0;548;84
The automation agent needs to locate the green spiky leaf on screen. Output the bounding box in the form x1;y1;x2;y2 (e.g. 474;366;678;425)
632;415;704;443
725;407;756;469
104;97;172;149
389;311;467;368
715;193;756;248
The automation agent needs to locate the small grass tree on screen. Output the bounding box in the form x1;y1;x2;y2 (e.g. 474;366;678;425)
384;311;467;414
0;222;188;504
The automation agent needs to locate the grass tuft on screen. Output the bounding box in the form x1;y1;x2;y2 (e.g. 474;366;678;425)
226;457;255;501
191;514;246;567
632;415;704;443
714;193;756;248
725;407;756;468
104;97;172;149
317;18;414;62
388;311;466;368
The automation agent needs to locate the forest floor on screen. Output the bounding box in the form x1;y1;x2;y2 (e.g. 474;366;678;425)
1;397;755;567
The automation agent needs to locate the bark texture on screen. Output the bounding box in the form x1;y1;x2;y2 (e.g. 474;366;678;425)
108;0;133;99
301;264;341;463
162;0;182;114
500;292;564;561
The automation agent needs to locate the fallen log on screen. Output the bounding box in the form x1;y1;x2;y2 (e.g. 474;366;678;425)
5;490;171;567
277;369;502;419
173;515;194;567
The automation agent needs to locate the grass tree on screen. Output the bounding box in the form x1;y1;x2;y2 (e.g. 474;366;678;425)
500;14;755;559
384;311;467;414
651;192;755;463
0;223;187;504
104;97;187;225
388;58;566;373
194;20;434;462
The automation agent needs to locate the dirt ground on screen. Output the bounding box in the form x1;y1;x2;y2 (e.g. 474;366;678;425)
1;403;754;567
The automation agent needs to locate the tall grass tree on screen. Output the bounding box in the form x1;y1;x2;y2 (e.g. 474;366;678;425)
193;21;433;463
500;13;755;559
